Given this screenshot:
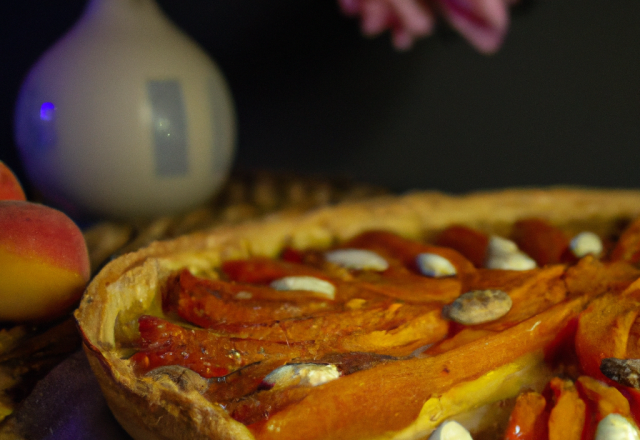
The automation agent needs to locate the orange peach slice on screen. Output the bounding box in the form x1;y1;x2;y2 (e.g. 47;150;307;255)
0;201;90;322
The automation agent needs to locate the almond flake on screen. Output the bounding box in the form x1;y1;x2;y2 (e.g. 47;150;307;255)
416;253;457;278
261;363;340;391
324;249;389;271
270;276;336;300
485;236;536;271
595;413;640;440
570;231;603;258
429;420;472;440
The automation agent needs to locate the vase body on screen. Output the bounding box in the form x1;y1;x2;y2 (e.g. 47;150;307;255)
14;0;236;220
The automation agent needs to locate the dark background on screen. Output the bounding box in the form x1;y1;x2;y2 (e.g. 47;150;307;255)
2;0;640;196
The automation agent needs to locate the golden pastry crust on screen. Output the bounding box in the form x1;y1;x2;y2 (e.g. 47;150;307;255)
74;187;640;440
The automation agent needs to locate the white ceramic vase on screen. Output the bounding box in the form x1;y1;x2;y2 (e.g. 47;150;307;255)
14;0;236;220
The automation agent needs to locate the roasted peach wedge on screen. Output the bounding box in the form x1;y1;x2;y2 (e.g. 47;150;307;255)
0;200;90;322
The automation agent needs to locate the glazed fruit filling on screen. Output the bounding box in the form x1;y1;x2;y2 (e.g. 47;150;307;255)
127;217;640;438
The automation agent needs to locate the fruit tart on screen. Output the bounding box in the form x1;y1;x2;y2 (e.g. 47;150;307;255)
75;188;640;440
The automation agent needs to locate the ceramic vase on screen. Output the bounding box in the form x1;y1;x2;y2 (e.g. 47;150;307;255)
14;0;236;220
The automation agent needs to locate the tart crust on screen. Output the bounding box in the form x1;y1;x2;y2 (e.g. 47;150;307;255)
75;188;640;440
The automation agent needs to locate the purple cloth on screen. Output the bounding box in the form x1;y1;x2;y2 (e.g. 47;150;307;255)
8;349;131;440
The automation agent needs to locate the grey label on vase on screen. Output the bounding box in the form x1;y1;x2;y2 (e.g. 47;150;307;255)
147;80;189;176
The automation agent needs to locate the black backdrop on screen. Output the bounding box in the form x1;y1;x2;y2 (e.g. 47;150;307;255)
2;0;640;196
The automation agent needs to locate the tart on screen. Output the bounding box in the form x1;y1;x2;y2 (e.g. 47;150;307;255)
75;188;640;440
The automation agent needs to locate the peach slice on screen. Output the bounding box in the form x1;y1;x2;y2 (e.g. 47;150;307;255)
0;161;26;201
0;201;90;322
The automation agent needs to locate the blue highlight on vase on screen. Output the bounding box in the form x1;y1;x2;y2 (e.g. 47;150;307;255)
39;102;56;121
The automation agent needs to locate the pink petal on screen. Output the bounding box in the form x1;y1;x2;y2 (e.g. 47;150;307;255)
387;0;434;37
438;0;509;53
337;0;514;53
338;0;362;16
361;0;393;36
391;27;415;50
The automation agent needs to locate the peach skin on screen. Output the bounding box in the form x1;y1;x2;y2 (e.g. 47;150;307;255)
0;161;26;201
0;201;90;322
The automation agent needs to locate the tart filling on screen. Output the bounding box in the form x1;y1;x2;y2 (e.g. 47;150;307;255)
75;189;640;440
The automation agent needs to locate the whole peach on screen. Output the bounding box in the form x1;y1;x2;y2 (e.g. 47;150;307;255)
0;161;26;201
0;201;90;322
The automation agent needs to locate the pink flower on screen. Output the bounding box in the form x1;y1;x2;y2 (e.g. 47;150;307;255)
338;0;517;53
